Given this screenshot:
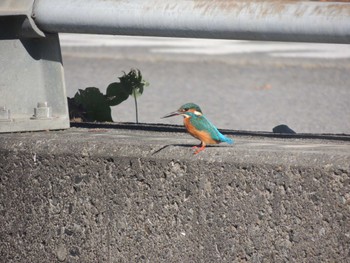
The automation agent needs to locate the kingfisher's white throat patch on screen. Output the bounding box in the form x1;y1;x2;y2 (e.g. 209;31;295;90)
181;110;202;118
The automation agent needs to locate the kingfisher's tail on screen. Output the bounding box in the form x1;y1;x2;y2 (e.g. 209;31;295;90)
224;136;234;144
218;133;234;144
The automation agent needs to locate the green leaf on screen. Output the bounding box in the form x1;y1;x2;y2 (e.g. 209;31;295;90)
74;87;112;122
117;69;149;98
105;82;129;106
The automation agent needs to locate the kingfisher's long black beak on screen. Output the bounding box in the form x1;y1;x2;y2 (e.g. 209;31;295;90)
161;110;180;119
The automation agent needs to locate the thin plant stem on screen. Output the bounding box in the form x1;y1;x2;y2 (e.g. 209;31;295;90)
133;89;138;124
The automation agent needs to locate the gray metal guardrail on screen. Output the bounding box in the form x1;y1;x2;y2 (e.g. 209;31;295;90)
1;0;350;133
33;0;350;44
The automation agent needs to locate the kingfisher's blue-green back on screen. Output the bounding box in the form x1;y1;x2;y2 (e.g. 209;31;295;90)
185;112;233;144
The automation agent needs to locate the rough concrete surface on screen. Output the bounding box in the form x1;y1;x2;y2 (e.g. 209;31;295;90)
0;126;349;263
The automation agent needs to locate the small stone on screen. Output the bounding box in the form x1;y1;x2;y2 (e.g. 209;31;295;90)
272;125;296;134
57;243;67;262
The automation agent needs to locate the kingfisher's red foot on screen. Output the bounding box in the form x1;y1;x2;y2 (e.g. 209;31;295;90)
192;143;202;149
194;145;206;154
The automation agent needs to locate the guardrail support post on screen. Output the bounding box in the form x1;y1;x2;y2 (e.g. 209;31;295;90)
0;0;69;133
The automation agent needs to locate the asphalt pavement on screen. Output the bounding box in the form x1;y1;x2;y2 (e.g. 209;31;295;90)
60;34;350;134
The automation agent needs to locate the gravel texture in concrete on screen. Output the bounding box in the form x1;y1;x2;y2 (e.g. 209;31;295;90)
1;126;349;262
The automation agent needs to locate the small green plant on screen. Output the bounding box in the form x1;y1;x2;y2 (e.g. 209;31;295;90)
68;69;149;123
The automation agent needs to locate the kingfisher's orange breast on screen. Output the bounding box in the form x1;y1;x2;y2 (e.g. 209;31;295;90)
183;118;218;145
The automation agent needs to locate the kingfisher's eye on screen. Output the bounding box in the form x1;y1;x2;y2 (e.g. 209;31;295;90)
183;108;189;111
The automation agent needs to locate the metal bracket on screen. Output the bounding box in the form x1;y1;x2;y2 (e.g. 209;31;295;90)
0;0;69;133
0;0;45;38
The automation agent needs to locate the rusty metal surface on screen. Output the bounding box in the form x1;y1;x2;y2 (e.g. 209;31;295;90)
32;0;350;43
191;0;350;16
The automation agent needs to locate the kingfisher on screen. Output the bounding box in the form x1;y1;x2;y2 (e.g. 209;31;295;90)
162;103;234;154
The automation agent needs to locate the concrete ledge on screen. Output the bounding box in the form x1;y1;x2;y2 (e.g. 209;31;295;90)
1;125;349;262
